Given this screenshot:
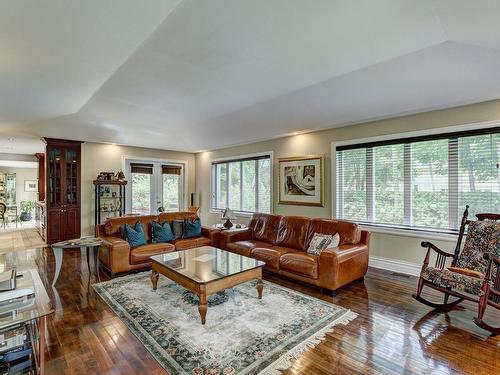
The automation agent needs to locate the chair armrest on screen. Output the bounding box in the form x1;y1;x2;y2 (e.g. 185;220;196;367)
219;229;252;250
100;235;129;248
421;241;455;258
99;236;131;273
319;244;368;262
202;226;220;246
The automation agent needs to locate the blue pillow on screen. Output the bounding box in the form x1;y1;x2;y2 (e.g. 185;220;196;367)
152;221;174;243
124;221;147;248
183;218;202;238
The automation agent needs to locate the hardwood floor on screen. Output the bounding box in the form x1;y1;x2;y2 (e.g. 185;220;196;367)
2;233;499;374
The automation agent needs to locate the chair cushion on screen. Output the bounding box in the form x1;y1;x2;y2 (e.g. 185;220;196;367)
422;266;485;295
275;216;311;251
248;213;282;244
130;243;175;264
227;240;271;257
172;237;211;250
251;247;295;271
456;221;500;276
279;253;319;279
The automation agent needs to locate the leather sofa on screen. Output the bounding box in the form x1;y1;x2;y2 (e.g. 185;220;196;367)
220;213;370;291
96;212;220;276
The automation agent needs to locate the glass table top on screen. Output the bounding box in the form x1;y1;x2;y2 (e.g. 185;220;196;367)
150;246;265;284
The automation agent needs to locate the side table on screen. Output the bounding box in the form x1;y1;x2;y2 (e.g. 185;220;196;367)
51;237;103;286
212;223;248;231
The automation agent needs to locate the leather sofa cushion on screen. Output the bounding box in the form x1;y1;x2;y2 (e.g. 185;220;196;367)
280;253;319;279
227;240;271;257
130;243;175;264
306;219;361;246
105;214;158;242
251;247;296;271
172;237;211;250
249;213;282;244
275;216;311;251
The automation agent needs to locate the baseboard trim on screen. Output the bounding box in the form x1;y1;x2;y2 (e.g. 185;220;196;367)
369;256;421;277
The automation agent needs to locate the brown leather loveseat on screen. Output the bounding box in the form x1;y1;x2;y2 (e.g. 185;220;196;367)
96;211;220;276
220;213;370;291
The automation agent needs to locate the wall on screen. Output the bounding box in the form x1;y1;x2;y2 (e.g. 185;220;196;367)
196;99;500;272
0;166;39;208
81;143;196;235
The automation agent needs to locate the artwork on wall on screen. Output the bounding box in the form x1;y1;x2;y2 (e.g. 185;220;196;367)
24;180;38;192
278;155;324;206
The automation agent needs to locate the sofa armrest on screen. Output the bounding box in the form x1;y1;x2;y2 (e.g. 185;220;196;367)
219;229;252;250
98;235;131;274
318;244;369;290
202;226;221;247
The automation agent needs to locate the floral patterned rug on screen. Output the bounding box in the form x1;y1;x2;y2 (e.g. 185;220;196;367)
93;272;356;375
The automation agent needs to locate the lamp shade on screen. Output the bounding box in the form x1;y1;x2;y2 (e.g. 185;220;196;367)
221;208;237;220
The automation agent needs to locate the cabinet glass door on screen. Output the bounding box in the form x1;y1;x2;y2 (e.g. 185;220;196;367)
48;147;62;207
65;147;78;206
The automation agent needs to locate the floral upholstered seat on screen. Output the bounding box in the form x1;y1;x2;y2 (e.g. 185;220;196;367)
422;266;485;295
421;221;500;296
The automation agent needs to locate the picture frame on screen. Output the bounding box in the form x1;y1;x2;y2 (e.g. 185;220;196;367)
24;180;38;192
278;155;324;206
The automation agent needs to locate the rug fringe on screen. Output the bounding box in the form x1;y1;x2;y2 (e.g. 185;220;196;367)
259;310;358;375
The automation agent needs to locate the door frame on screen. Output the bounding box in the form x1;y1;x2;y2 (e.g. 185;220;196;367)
121;156;189;214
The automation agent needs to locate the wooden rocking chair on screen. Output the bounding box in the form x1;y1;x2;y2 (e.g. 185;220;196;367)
412;205;500;334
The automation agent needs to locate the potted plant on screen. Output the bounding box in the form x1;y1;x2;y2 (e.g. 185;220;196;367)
20;200;36;221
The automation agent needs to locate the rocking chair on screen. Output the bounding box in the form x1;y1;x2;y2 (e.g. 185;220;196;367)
412;205;500;334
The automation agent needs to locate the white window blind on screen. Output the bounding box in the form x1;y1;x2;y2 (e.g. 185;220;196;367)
336;129;500;233
212;154;271;214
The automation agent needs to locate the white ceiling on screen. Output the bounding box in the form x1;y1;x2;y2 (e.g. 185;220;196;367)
2;0;500;153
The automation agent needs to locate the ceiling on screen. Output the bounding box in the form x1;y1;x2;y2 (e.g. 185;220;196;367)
2;0;500;153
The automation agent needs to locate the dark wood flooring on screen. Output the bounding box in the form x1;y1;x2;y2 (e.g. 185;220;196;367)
3;246;499;374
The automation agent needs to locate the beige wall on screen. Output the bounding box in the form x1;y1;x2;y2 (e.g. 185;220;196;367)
0;166;39;207
81;142;195;235
196;99;500;268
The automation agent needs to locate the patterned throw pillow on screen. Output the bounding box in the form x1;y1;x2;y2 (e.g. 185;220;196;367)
183;218;202;238
307;232;340;255
172;220;184;240
123;221;147;248
151;221;174;243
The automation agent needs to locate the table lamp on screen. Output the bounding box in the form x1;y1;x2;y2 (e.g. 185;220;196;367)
221;208;236;229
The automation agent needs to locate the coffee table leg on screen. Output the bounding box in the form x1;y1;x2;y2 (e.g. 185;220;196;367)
151;269;159;290
198;291;208;325
257;279;264;299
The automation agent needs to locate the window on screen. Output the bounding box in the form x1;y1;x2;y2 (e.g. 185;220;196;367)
336;128;500;233
131;163;153;215
212;154;272;214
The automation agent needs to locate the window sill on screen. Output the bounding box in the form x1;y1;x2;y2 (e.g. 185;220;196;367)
359;224;457;242
209;209;254;218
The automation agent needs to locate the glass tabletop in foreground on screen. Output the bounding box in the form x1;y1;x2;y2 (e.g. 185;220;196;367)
150;246;265;284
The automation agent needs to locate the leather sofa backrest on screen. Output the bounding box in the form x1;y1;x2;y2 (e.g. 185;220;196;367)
104;214;158;242
306;218;361;246
158;211;198;224
249;213;282;244
275;216;311;251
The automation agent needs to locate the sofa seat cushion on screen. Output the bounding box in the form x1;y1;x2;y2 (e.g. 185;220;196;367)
251;247;296;271
130;243;175;264
227;240;271;257
280;253;319;279
173;237;211;250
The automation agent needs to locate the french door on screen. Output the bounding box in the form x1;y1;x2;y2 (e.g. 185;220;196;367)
126;159;185;215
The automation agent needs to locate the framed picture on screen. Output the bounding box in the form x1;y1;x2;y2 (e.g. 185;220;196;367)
24;180;38;192
278;155;324;206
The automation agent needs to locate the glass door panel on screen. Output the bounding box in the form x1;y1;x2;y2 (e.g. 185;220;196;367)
49;147;62;207
65;147;78;206
162;173;182;212
131;173;152;215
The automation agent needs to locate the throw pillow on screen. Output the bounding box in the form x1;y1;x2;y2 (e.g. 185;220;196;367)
172;220;184;240
324;233;341;251
307;232;338;255
151;221;174;243
123;221;147;248
184;218;202;238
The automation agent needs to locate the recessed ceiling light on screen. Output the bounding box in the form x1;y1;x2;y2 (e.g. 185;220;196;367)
7;137;14;142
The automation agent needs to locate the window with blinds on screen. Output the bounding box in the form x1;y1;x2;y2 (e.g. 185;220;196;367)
336;128;500;233
212;154;271;214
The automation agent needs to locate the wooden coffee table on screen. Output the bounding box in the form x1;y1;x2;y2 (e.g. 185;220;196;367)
150;246;265;324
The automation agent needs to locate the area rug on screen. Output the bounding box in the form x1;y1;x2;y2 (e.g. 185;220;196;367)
93;272;356;375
